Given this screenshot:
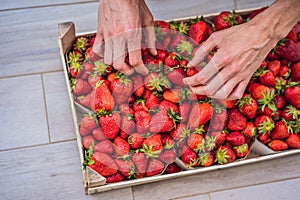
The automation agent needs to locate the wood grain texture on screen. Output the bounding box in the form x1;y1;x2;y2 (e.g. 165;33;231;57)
132;154;300;200
0;141;133;200
210;178;300;200
174;194;210;200
0;75;49;150
42;72;76;142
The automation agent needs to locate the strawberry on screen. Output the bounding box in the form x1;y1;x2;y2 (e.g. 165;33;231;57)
94;139;114;155
257;88;278;115
186;66;199;77
215;146;236;164
248;82;270;100
275;39;300;61
142;134;163;157
242;122;257;139
169;124;190;141
88;152;118;177
88;74;103;89
144;72;171;93
99;112;121;139
93;60;112;76
159;100;179;114
180;146;199;167
110;72;133;105
277;65;290;78
68;51;83;64
73;37;89;53
179;102;192;123
167;67;187;87
226;131;246;146
165;163;181;174
145;93;159;110
161;133;175;149
237;94;257;119
187;132;204;152
81;61;96;80
211;130;227;149
284;85;300;109
259;70;276;87
217;99;237;109
255;115;275;139
92;127;106;141
188;103;213;129
134;109;151;133
156;49;168;61
233;143;249;158
163;89;180;104
214;11;242;31
286;22;300;42
114;159;135;178
150;110;181;133
211;104;228;130
85;47;101;62
118;104;134;115
132;152;148;178
286;134;300;149
281;105;300;121
158;149;176;164
128;132;144;149
226;109;247;131
69;62;83;78
268;140;288;151
275;95;286;110
114;136;130;156
169;35;187;51
76;94;91;108
131;75;145;97
106;173;125;183
188;20;208;44
176;40;194;57
79;113;98;136
82;135;96;149
72;78;92;96
271;120;292;140
91;81;115;113
267;50;279;60
199;152;215;167
267;60;281;76
291;62;300;81
120;114;135;135
146;159;165;177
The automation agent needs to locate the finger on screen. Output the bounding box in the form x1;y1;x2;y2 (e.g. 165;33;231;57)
92;32;105;57
227;77;251;100
113;33;134;75
143;26;157;56
104;37;113;65
209;76;241;99
187;37;216;68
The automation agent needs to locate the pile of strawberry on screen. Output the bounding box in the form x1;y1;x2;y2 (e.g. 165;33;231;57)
67;8;300;184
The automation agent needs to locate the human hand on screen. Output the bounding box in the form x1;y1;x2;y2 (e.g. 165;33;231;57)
92;0;157;75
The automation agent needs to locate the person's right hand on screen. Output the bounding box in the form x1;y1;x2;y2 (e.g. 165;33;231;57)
92;0;157;76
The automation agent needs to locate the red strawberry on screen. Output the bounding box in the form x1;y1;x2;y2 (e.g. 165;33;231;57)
165;163;181;174
134;109;151;133
73;37;89;53
110;72;133;105
281;105;300;121
248;83;269;100
215;146;236;164
156;49;168;61
187;132;204;152
88;152;118;177
163;89;181;104
88;74;103;88
92;128;106;141
79;113;98;136
188;20;208;44
114;159;135;178
278;65;290;78
99;112;121;139
214;11;241;31
76;94;91;109
233;143;249;158
81;61;96;80
161;133;175;149
68;51;83;64
146;159;164;177
72;78;92;96
170;123;189;141
217;99;237;109
85;47;101;62
106;173;125;183
69;62;83;78
226;131;246;146
180;146;199;167
286;134;300;149
118;104;134;115
188;103;213;129
158;149;176;164
144;72;171;92
211;104;228;130
242;122;257;139
271;120;292;140
275;39;300;61
159;100;179;114
145;93;159;110
268;140;288;151
286;23;300;42
226;109;247;131
267;50;279;60
91;81;115;113
132;152;148;178
169;35;187;51
179;102;192;123
267;60;281;76
82;135;96;149
94;139;114;154
128;132;145;149
211;130;227;149
120;114;135;135
254;115;275;139
275;95;286;110
114;136;130;156
284;85;300;109
166;67;187;87
259;70;276;87
150;110;180;133
237;94;257;119
176;40;194;57
291;62;300;81
186;66;199;77
199;152;215;167
142;134;163;157
131;75;145;97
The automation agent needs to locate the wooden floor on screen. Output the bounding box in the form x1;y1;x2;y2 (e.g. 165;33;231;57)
1;0;300;199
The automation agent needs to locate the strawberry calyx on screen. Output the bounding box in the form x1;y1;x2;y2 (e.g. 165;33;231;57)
213;102;226;114
95;80;105;89
233;143;248;154
68;51;83;64
74;37;89;52
141;144;161;158
275;77;287;94
147;73;171;92
176;40;193;55
115;71;132;86
167;109;182;129
93;61;110;75
83;142;95;169
215;146;230;165
178;127;191;143
237;94;253;108
198;152;213;166
286;105;300;120
257;89;277;112
204;136;217;152
258;117;275;135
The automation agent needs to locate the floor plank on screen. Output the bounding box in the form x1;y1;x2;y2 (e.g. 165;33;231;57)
0;75;49;150
0;141;133;200
235;0;275;10
132;154;300;200
42;72;76;142
173;194;210;200
210;178;300;200
0;0;96;11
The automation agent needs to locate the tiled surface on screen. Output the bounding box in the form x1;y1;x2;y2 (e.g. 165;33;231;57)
42;72;76;142
0;75;49;150
0;0;299;199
